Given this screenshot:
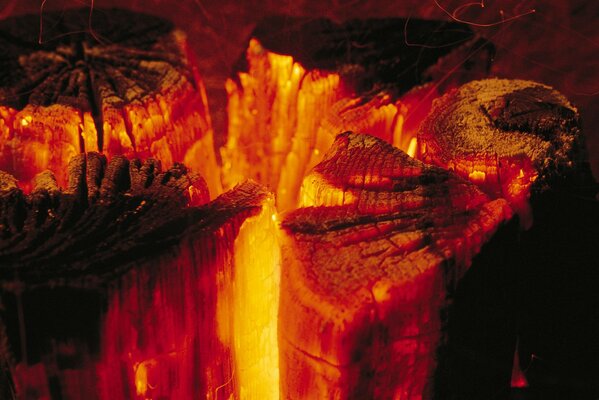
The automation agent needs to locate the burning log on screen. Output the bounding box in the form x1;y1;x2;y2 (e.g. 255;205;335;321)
0;8;221;196
418;78;599;395
280;132;515;398
223;16;494;210
418;78;595;228
0;155;279;399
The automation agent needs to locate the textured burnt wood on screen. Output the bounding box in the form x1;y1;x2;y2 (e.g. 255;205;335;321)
484;86;578;135
0;157;274;399
224;16;494;211
418;79;595;199
0;8;183;111
0;8;220;195
0;154;209;286
280;132;515;399
419;78;599;397
237;16;494;96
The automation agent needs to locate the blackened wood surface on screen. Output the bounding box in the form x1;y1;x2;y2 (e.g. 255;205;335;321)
236;16;494;96
280;132;515;399
0;8;190;113
0;157;269;399
0;154;209;287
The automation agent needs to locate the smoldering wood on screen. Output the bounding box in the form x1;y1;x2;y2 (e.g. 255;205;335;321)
280;132;518;399
236;15;494;97
223;15;495;211
0;8;220;195
418;77;599;397
0;154;269;399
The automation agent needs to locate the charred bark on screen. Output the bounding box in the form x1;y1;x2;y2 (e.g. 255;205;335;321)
236;16;494;97
0;155;278;399
280;132;515;399
418;78;596;227
0;8;220;195
223;16;494;210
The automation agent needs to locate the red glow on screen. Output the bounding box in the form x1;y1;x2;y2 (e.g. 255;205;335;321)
510;346;529;388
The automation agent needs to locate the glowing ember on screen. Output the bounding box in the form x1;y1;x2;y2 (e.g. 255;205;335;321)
223;16;493;210
223;38;343;211
0;155;278;399
510;340;529;389
280;132;513;398
418;78;588;228
0;5;596;399
0;8;221;196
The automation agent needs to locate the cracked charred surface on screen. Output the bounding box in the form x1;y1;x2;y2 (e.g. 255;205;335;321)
0;156;277;399
418;78;595;228
0;154;209;285
0;8;220;195
280;132;514;399
223;16;494;210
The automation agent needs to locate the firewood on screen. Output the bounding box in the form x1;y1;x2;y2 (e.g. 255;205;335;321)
280;132;515;399
418;78;599;396
418;78;596;228
0;8;221;196
223;16;494;210
0;155;279;399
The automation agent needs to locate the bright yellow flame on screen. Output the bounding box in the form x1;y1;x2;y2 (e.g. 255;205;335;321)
468;170;486;183
223;39;343;211
233;194;280;399
406;137;418;158
216;193;280;399
134;359;157;397
20;115;32;127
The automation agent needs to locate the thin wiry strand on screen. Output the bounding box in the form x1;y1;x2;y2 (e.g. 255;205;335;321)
433;0;536;27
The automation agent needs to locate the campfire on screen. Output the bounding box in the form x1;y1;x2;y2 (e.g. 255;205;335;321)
1;3;598;400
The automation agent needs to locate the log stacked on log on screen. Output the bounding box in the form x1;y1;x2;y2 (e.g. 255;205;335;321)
0;155;279;399
0;8;221;196
280;132;514;399
223;16;494;210
418;78;595;228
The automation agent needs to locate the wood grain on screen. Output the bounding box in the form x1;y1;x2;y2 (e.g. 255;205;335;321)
280;132;514;399
0;8;220;195
0;155;276;399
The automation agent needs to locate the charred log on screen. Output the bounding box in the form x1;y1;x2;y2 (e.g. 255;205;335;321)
418;77;599;397
418;78;596;227
280;132;515;399
0;8;220;195
0;156;279;399
236;16;493;99
223;16;494;210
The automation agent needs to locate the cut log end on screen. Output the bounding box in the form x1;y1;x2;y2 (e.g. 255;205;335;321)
0;8;220;196
236;16;492;96
418;78;595;227
280;132;513;399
